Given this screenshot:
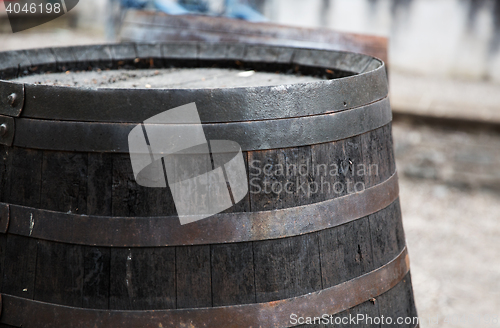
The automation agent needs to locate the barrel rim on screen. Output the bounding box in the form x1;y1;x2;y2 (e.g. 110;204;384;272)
0;41;388;123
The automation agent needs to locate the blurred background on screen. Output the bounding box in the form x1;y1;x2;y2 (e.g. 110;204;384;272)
1;1;499;327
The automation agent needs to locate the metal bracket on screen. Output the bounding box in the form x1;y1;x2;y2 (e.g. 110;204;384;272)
0;203;9;234
0;81;24;117
0;116;14;147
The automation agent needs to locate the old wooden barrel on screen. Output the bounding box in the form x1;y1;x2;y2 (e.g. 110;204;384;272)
119;10;389;64
0;42;417;327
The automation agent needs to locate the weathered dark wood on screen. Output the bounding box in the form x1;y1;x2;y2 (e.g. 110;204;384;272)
82;246;110;309
1;147;43;207
248;148;289;211
319;216;374;288
85;155;112;309
175;245;212;308
287;146;314;206
34;240;83;307
0;323;18;328
40;151;88;214
87;153;113;216
221;151;250;213
0;233;6;293
253;233;322;302
210;242;255;306
310;140;343;203
112;154;176;217
109;247;176;310
378;272;418;328
362;123;396;187
1;147;42;302
0;147;6;291
343;134;366;193
0;146;8;203
31;150;89;309
370;200;406;268
2;235;37;299
248;146;318;211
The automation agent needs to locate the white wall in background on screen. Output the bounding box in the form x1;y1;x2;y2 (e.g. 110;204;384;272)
267;0;324;27
72;0;108;32
263;0;500;82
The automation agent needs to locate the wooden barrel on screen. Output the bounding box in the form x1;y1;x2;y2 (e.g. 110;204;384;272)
0;42;417;327
119;10;389;64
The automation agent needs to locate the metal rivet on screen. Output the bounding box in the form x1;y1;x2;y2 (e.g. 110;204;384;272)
0;124;7;137
7;93;17;107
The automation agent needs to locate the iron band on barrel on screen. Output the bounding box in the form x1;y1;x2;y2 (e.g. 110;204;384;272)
11;97;391;152
0;247;410;328
0;42;387;122
0;172;398;247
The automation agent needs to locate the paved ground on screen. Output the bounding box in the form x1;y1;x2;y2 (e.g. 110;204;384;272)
394;121;500;328
399;175;500;328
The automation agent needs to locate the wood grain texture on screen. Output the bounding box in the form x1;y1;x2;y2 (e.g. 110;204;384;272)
34;240;84;307
109;247;176;310
1;147;42;301
221;151;250;213
82;246;110;309
40;151;88;213
0;233;5;293
175;245;212;309
248;148;289;211
1;147;43;207
319;216;374;288
310;140;344;203
369;199;406;268
84;153;114;309
2;235;37;299
253;233;322;302
210;242;256;306
0;146;8;203
87;153;113;216
362;123;396;187
378;272;418;328
112;154;176;217
33;151;88;308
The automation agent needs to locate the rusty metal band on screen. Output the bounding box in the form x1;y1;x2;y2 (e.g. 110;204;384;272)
0;247;410;328
3;172;398;247
0;42;387;122
11;97;391;153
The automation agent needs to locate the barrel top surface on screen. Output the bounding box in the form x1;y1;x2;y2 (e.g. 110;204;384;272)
12;67;324;89
0;42;387;124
